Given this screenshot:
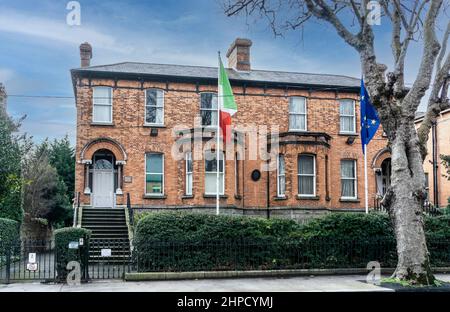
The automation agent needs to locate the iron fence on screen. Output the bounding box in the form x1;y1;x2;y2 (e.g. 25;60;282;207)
373;198;442;216
133;237;450;273
0;240;56;283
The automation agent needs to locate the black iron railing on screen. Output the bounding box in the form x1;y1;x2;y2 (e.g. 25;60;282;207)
132;237;450;273
373;197;442;216
126;193;133;227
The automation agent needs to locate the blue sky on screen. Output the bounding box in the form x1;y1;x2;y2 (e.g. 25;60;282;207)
0;0;445;144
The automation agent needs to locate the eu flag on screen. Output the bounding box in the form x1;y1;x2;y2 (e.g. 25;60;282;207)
360;79;380;153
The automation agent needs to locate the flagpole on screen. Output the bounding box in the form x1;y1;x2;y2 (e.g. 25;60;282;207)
216;52;221;216
364;144;369;214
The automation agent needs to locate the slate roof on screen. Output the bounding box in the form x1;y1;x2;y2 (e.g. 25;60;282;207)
71;62;360;90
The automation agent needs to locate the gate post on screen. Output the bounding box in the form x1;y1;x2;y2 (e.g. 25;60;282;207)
5;245;11;284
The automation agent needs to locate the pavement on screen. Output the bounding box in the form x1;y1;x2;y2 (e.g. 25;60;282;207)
2;274;450;292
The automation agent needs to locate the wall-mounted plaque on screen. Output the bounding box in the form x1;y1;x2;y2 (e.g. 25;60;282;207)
124;176;133;183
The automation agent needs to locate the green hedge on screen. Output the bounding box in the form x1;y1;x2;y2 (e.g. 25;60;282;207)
133;212;450;272
0;218;20;266
135;212;300;242
54;227;91;281
291;212;394;240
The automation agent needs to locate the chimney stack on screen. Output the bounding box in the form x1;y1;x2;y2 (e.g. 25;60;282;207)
0;83;6;114
80;42;92;67
226;38;252;71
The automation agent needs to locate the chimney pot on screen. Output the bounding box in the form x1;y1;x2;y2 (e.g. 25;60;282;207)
226;38;252;71
80;42;92;67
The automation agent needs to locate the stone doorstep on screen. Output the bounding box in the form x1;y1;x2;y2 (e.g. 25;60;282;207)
124;267;450;282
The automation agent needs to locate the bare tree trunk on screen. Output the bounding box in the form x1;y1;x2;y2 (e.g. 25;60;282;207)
387;121;434;284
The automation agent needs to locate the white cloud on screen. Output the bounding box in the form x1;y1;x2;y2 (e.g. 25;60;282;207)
0;9;132;53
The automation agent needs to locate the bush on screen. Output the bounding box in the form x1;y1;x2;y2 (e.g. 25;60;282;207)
54;227;91;281
133;212;450;271
0;218;20;265
135;212;300;242
0;217;20;243
291;212;394;240
134;212;301;271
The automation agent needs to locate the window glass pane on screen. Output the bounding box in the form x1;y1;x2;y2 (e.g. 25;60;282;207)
186;174;193;195
94;159;113;169
93;87;111;105
146;174;163;194
289;97;305;113
146;107;156;124
298;155;314;175
201;93;218;109
205;173;224;194
93;105;111;122
340;100;354;115
340;116;354;132
201;110;217;126
341;180;355;197
289;115;306;130
278;156;285;175
146;154;163;173
146;89;157;107
299;176;314;195
341;160;355;178
205;152;224;172
279;176;286;195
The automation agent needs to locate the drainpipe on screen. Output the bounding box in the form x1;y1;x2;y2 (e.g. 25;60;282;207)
432;121;439;208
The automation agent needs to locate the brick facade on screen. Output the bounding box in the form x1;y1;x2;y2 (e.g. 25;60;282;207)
72;39;390;216
415;109;450;208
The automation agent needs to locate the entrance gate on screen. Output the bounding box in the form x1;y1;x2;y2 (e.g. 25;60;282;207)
1;239;132;283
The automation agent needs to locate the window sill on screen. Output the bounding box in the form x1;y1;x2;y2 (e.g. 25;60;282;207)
90;122;114;126
297;195;320;200
288;129;308;133
203;194;228;199
143;194;167;199
339;132;358;136
274;196;287;201
339;198;360;203
181;195;194;199
143;124;166;128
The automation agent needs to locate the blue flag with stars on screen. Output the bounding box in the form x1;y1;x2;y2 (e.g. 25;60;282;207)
360;79;380;154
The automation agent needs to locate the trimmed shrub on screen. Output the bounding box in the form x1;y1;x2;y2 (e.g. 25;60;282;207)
134;212;301;271
133;212;450;271
291;212;394;240
0;218;20;266
0;218;20;245
135;212;300;242
54;227;91;281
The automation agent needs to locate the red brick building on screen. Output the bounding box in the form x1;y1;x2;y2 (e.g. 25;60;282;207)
71;39;390;221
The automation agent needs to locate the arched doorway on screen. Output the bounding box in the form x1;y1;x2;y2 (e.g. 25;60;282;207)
90;149;117;208
376;158;391;196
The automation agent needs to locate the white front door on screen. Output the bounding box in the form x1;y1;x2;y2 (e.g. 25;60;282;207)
93;170;114;207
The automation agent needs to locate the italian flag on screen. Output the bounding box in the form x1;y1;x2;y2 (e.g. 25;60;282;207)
218;57;237;143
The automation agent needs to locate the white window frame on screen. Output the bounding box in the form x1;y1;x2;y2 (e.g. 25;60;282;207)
145;89;164;126
277;154;286;197
339;99;356;134
340;159;357;200
185;152;193;196
297;154;316;197
200;92;218;127
145;153;164;196
92;86;113;123
205;151;225;195
289;97;307;131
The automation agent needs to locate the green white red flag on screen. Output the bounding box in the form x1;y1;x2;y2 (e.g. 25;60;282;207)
218;57;237;143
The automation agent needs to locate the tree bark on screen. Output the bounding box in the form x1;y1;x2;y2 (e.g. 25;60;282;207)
388;121;434;284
